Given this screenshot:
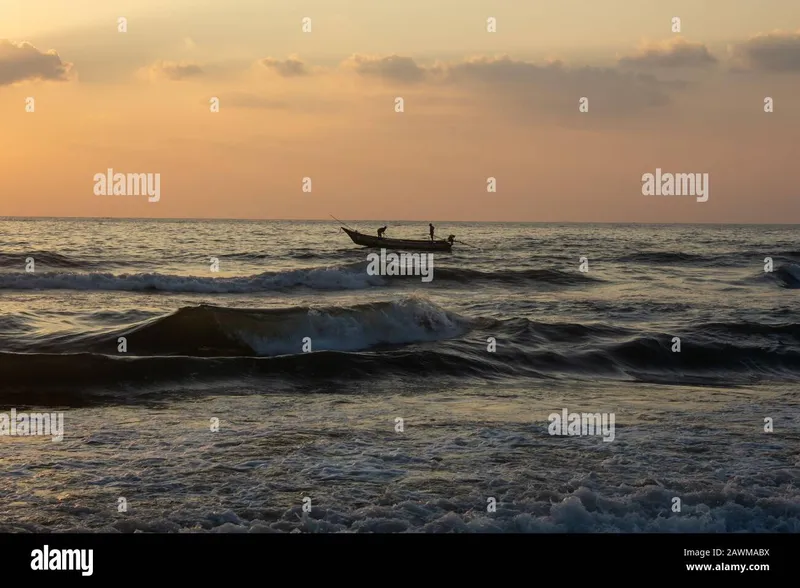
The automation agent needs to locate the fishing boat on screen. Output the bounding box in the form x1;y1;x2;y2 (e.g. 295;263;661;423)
341;227;453;252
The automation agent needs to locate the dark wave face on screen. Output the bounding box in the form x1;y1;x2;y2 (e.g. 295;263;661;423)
613;250;800;266
433;267;601;286
3;296;800;406
0;251;87;269
615;251;715;264
771;264;800;288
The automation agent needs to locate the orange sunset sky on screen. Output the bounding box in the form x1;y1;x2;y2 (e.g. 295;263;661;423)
0;0;798;223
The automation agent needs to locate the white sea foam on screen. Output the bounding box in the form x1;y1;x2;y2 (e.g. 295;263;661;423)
0;266;385;293
233;298;467;355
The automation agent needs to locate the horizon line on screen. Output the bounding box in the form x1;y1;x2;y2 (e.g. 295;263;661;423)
1;215;798;226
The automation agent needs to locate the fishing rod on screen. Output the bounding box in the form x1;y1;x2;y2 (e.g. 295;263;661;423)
455;239;481;249
329;214;356;232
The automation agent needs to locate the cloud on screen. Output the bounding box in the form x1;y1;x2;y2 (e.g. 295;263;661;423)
259;56;308;77
0;40;73;85
342;54;427;83
731;30;800;72
455;56;670;114
145;60;204;81
618;39;718;69
341;54;671;117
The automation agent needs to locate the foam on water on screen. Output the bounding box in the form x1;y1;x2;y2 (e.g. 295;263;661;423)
1;384;796;533
0;266;385;293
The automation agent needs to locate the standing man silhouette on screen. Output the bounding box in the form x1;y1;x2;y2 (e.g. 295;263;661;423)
429;223;435;242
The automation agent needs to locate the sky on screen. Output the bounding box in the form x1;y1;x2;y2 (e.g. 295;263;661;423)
0;0;799;222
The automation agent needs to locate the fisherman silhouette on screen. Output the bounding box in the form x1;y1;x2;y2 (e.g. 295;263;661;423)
429;223;435;241
377;226;387;238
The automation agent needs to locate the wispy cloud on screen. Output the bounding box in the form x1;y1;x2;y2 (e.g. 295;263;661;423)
259;55;309;77
618;39;718;69
144;60;204;81
341;54;426;83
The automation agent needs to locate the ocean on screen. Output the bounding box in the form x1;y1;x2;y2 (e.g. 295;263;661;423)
0;218;798;533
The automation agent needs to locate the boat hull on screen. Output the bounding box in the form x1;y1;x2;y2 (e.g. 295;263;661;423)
341;228;452;251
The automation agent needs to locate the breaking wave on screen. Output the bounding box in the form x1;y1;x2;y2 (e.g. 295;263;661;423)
3;299;800;405
0;263;601;293
771;264;800;288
